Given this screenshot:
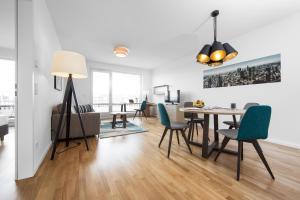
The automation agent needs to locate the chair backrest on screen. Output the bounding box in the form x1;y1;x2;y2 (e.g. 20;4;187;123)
158;103;171;127
238;105;271;140
184;102;196;119
140;101;147;110
240;102;260;121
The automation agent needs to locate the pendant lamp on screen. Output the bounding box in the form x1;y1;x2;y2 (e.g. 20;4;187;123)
196;10;238;66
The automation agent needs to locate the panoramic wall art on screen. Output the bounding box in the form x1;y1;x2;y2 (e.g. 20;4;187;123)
203;54;281;88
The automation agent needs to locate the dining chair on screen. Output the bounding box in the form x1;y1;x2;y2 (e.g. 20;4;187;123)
157;103;192;158
215;105;275;181
223;102;259;129
184;102;204;141
133;101;147;120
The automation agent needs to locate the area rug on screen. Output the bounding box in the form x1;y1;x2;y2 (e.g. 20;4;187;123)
99;121;147;139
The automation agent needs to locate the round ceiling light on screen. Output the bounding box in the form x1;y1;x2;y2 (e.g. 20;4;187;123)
113;46;129;58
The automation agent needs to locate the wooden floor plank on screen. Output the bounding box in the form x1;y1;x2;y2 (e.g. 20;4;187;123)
1;118;300;200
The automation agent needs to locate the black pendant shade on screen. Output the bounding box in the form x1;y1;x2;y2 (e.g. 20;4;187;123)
197;44;211;63
210;41;226;61
223;43;238;62
196;10;238;66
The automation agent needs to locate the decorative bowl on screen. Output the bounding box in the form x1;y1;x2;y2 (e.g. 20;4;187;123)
193;100;205;108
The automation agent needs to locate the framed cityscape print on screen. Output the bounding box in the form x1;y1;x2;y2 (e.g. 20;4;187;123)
203;54;281;88
54;76;62;91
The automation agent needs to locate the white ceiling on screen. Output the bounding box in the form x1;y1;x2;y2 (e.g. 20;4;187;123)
0;0;15;49
46;0;300;69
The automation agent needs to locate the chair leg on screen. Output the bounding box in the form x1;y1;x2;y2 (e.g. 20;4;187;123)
252;140;275;179
167;130;174;158
191;123;195;141
229;125;233;129
237;141;242;181
180;129;192;154
133;110;138;120
196;123;199;136
142;110;147;120
200;121;204;129
241;142;244;161
215;136;230;161
158;127;168;148
176;130;180;145
184;121;189;132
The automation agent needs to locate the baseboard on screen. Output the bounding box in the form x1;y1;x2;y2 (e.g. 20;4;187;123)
33;142;52;175
266;138;300;149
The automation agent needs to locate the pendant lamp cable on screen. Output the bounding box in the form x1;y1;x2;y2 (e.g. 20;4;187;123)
213;15;217;41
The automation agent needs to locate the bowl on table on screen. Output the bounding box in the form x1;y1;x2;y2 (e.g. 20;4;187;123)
193;100;205;108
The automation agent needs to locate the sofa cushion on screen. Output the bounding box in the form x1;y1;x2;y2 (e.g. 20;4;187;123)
74;104;95;113
87;104;95;112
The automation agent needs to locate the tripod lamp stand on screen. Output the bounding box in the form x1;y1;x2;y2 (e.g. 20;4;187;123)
50;50;89;160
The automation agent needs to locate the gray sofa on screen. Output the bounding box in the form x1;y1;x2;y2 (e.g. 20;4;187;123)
51;104;100;140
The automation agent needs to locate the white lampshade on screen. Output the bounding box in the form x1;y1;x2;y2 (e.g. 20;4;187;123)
51;50;88;79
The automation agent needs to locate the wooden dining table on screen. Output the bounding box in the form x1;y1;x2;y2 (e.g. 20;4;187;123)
179;107;245;158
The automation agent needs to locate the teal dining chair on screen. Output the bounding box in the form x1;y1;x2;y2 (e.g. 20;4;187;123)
223;102;259;129
215;105;275;181
133;101;147;120
158;103;192;158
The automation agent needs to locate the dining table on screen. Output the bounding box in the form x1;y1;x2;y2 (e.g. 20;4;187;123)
179;107;245;158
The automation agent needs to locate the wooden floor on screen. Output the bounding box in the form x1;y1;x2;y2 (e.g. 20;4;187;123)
0;127;16;199
2;118;300;200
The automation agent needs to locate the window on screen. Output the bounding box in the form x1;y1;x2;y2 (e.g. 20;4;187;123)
92;70;142;112
112;72;141;111
0;59;15;118
92;71;110;112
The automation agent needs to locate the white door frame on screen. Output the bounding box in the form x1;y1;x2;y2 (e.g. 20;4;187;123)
15;0;35;180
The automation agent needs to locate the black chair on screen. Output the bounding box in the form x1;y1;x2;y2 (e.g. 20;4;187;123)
184;102;204;141
223;102;259;129
215;105;275;181
158;103;192;158
133;101;147;120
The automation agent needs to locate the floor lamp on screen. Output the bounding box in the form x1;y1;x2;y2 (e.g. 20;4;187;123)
50;50;89;160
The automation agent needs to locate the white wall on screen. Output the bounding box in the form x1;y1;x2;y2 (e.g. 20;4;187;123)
73;60;152;105
0;47;14;60
17;0;34;179
32;0;62;172
15;0;63;180
153;12;300;149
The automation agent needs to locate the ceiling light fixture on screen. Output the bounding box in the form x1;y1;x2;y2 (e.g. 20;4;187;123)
196;10;238;66
113;46;129;58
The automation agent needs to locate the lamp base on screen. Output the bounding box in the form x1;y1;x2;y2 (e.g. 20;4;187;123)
50;74;89;160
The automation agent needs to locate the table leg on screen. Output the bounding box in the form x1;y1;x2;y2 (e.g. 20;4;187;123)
232;115;237;128
123;114;126;128
214;114;219;142
202;114;210;158
112;115;116;129
188;113;236;158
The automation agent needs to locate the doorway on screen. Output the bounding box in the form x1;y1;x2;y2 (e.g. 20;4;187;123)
0;0;16;184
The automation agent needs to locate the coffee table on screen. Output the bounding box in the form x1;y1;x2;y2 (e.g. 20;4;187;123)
110;112;131;129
